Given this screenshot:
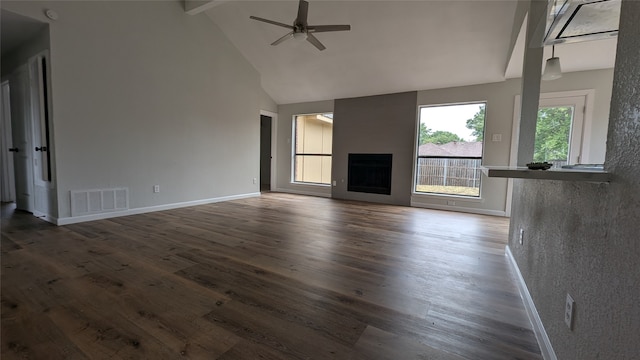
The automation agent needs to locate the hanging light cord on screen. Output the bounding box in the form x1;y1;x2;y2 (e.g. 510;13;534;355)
552;45;555;58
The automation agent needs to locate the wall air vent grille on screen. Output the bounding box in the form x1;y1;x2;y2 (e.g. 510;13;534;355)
70;188;129;217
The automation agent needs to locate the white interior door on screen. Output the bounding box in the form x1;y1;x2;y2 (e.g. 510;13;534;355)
1;81;17;202
9;65;35;213
29;53;52;216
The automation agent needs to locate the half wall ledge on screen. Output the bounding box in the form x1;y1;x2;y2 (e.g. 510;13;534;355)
481;166;611;183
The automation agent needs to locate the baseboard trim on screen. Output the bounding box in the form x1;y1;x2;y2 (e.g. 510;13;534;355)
57;192;261;225
411;201;506;217
272;187;331;198
505;246;557;360
35;213;58;225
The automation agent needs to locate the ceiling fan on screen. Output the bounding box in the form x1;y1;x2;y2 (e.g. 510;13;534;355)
249;0;351;51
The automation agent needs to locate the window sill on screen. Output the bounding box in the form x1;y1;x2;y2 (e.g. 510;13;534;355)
412;192;483;203
291;182;331;187
481;166;610;183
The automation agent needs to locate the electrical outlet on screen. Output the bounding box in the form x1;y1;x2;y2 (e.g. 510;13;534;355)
332;180;337;186
519;228;524;245
447;200;455;206
253;178;257;184
565;293;575;330
153;185;160;193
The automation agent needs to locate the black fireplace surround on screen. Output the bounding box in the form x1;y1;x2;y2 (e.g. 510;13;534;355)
348;153;392;195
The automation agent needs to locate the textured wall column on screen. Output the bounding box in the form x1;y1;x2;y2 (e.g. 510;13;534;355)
606;0;640;172
508;0;640;359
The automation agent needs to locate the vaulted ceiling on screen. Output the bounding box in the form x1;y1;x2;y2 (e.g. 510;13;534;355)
1;1;617;105
204;0;617;105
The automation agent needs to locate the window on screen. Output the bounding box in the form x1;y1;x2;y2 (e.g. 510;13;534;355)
535;95;585;166
293;113;333;185
415;103;486;197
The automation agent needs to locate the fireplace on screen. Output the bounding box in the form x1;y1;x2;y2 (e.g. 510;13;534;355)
348;154;392;195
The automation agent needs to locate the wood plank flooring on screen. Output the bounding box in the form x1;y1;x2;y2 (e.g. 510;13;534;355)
1;193;541;359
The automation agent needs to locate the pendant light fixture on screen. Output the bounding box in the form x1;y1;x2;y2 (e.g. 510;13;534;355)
542;45;562;81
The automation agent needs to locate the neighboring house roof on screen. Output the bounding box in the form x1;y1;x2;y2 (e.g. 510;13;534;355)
418;141;483;157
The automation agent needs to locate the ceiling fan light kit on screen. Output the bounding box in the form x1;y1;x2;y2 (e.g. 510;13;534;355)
292;32;307;40
250;0;351;51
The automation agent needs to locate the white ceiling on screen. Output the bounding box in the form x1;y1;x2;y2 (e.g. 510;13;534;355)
206;0;617;105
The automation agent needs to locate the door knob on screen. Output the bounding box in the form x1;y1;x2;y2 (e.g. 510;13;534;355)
35;146;47;152
8;148;18;152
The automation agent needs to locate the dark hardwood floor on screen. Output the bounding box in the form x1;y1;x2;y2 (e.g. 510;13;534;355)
1;193;541;359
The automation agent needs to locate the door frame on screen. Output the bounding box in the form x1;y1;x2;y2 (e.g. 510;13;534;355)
5;50;56;221
28;50;55;219
9;64;36;213
260;110;278;191
1;80;16;202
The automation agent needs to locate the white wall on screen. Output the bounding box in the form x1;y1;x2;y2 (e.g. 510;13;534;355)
3;1;263;220
413;68;613;215
415;80;520;215
539;69;613;164
260;88;277;114
272;69;613;215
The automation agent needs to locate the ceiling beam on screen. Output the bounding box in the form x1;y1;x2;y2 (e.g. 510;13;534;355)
184;0;231;15
517;0;547;166
503;0;530;77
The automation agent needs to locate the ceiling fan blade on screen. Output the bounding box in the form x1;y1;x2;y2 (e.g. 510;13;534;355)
296;0;309;26
306;33;326;51
307;25;351;33
271;32;294;46
250;16;294;30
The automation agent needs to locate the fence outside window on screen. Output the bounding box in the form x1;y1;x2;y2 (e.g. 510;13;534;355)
415;156;482;196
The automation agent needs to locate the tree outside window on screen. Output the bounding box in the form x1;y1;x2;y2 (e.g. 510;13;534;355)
534;107;573;164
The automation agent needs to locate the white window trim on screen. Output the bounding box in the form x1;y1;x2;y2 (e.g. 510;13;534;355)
290;112;333;186
510;89;595;167
507;89;595;216
538;95;586;165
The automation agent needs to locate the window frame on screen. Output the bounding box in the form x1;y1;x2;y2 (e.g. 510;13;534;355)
413;102;487;198
291;113;333;186
535;96;586;165
511;90;594;168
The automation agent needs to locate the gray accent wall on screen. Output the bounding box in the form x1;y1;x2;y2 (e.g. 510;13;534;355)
331;92;417;206
508;1;640;358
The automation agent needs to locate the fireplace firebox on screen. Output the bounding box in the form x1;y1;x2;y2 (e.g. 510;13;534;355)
348;154;392;195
